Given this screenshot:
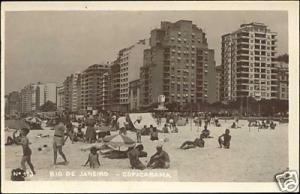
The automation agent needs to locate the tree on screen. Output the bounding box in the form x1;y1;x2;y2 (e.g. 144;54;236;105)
275;53;289;63
39;101;57;112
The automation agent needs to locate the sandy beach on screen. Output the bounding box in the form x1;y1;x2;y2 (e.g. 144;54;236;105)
4;119;288;182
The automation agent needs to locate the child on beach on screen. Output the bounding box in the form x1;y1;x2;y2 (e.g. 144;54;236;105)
218;129;231;149
83;147;101;168
15;128;36;175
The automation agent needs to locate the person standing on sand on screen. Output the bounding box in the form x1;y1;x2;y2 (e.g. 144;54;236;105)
53;118;68;165
134;117;143;143
85;114;96;143
15;128;36;175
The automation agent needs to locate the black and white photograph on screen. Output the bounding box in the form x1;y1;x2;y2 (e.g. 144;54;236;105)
1;1;299;193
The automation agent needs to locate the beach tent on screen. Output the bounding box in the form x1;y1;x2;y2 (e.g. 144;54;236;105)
128;113;158;130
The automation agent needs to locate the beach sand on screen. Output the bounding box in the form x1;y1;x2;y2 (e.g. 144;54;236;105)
4;119;288;182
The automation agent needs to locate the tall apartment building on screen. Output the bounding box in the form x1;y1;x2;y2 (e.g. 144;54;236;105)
36;82;57;109
5;91;21;115
110;60;121;111
98;72;111;110
56;85;64;111
221;22;278;102
80;64;109;112
140;20;217;108
63;72;81;112
116;39;149;112
215;66;222;102
20;83;38;113
277;61;288;100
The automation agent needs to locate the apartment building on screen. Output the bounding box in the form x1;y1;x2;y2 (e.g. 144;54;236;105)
115;39;149;112
56;85;64;111
5;91;21;115
215;66;222;102
221;22;278;102
277;61;288;100
110;60;121;111
63;72;81;112
20;83;38;113
80;64;109;112
140;20;217;108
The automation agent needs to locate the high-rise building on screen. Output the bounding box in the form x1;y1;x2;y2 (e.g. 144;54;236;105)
5;91;21;115
216;66;222;102
80;64;109;112
277;61;288;100
129;79;141;111
115;39;149;112
140;20;217;109
98;72;111;111
36;82;57;109
221;22;278;102
63;72;81;112
110;60;121;111
20;83;38;113
56;85;64;111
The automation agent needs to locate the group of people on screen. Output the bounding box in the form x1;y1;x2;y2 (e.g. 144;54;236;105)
9;112;234;178
128;143;170;170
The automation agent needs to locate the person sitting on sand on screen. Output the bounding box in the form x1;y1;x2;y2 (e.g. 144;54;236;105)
270;121;276;130
15;128;36;175
162;124;169;133
83;147;101;168
218;129;231;149
150;127;159;141
74;125;85;142
127;144;146;170
180;134;205;150
53;118;68;165
147;144;170;169
231;122;236;129
201;125;211;138
5;129;21;146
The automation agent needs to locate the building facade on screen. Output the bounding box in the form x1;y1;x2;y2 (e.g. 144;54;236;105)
36;82;57;109
80;64;109;112
140;20;217;109
63;72;81;112
221;22;278;102
56;85;64;111
20;83;38;113
5;91;21;116
277;61;288;100
110;60;121;111
215;66;222;102
129;79;141;111
114;39;149;112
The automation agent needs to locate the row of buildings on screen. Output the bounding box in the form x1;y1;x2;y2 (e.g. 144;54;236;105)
5;82;57;115
5;20;289;115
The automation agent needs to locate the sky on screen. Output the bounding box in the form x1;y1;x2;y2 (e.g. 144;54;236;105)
5;11;288;94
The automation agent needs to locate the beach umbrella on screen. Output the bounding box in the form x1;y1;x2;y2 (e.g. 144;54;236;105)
5;119;30;130
103;134;135;147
